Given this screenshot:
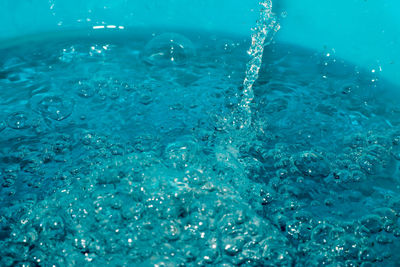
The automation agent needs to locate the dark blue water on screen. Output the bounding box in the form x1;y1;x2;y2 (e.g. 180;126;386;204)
0;29;400;266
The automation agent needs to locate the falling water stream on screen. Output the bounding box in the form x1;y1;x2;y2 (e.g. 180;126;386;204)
239;0;280;128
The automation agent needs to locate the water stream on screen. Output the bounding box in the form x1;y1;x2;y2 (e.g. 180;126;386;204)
239;0;280;128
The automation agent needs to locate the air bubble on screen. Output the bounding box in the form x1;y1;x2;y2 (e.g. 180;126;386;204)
357;154;379;175
138;91;154;105
164;139;198;169
294;151;330;178
222;236;245;256
143;33;195;66
7;111;31;129
162;221;181;241
200;248;218;264
286;220;312;241
359;214;383;234
37;96;74;121
311;223;334;244
77;81;95;98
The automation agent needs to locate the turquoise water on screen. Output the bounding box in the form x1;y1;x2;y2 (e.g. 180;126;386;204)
1;29;400;266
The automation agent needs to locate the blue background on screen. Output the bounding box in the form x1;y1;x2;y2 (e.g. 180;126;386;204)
1;0;399;86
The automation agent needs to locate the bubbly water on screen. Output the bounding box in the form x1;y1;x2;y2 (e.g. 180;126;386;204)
1;28;400;266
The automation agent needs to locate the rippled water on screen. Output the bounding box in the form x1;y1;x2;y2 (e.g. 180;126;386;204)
1;29;400;266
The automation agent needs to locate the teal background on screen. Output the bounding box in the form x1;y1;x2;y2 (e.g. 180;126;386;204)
1;0;399;85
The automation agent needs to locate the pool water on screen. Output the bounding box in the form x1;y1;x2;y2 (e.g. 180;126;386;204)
0;29;400;266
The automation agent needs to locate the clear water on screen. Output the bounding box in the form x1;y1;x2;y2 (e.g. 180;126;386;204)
1;29;400;266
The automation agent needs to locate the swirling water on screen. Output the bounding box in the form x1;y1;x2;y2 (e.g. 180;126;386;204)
0;28;400;266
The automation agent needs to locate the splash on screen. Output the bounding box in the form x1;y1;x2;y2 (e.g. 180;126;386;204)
239;0;280;128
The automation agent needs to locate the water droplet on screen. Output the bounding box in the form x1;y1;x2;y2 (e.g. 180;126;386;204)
37;96;74;121
143;33;195;66
7;111;31;129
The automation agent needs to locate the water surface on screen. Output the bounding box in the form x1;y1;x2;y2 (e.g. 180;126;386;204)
0;29;400;266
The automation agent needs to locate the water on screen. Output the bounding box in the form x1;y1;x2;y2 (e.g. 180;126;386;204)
1;29;400;266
